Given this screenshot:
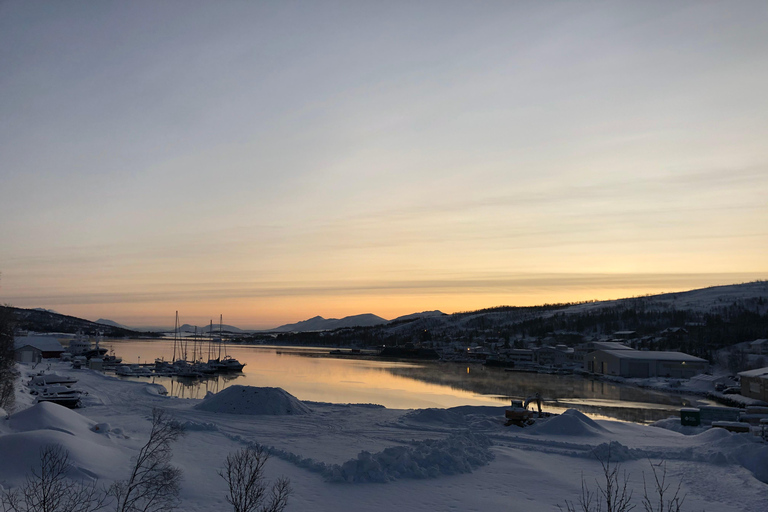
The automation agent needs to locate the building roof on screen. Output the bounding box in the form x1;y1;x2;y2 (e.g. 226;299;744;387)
738;366;768;378
590;341;633;350
14;336;64;353
596;350;708;363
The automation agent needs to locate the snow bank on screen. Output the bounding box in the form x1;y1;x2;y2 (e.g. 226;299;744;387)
650;417;707;435
691;429;768;483
9;401;95;437
531;409;609;437
0;404;125;486
144;383;167;396
234;431;494;484
194;386;312;415
327;432;494;483
588;441;644;462
585;432;768;485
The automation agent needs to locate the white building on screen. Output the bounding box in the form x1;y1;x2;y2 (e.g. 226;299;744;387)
14;336;65;363
738;366;768;402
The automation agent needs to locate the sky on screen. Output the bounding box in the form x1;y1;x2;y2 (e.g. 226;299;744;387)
1;1;767;329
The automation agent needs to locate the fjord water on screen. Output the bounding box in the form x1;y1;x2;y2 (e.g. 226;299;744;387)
106;339;700;423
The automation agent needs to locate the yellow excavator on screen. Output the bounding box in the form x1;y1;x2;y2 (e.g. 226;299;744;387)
504;393;542;426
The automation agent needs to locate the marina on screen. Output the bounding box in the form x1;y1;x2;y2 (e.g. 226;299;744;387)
100;339;710;423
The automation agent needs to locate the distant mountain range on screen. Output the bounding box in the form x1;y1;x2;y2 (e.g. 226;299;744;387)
9;281;767;338
4;308;146;337
92;311;447;334
271;314;387;332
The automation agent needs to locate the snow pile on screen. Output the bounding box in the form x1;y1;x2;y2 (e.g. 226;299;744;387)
328;432;494;483
588;441;643;462
691;429;768;483
243;431;494;484
9;401;95;436
181;420;219;432
531;409;609;437
194;386;311;415
651;417;707;435
145;383;167;396
0;402;122;485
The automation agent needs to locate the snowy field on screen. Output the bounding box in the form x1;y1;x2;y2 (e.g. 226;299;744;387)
2;363;767;512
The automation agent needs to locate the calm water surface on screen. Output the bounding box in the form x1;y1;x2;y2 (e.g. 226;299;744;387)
104;339;707;423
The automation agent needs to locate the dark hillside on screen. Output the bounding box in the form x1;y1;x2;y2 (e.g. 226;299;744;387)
2;306;149;338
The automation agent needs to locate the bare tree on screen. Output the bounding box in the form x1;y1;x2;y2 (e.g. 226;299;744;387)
109;409;186;512
0;444;107;512
0;304;16;410
641;461;685;512
561;449;695;512
561;445;634;512
219;446;291;512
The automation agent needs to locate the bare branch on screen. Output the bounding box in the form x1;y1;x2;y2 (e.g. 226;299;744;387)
111;409;186;512
219;446;291;512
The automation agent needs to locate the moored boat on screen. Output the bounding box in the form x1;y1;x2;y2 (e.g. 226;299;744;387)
31;385;83;408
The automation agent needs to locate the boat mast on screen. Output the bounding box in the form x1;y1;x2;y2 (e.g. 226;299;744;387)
218;314;223;360
173;311;179;362
192;327;198;363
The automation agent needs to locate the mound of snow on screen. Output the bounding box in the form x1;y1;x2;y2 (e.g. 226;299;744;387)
691;429;768;483
589;441;642;462
328;432;494;483
650;417;707;435
194;386;311;415
9;401;96;437
0;428;123;485
145;383;168;396
531;409;609;437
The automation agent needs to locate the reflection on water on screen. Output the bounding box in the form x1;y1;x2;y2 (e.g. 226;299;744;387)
107;340;698;423
383;363;699;423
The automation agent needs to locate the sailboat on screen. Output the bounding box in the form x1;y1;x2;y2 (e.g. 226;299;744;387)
208;315;246;372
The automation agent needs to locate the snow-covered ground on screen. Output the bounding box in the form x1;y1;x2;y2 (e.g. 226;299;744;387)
2;362;766;512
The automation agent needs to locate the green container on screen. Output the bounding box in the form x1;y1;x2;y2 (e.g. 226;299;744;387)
680;408;701;426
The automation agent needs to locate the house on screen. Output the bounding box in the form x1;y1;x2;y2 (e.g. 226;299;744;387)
748;339;768;355
14;336;65;363
660;327;688;342
738;367;768;402
585;349;708;378
534;346;568;367
494;349;535;365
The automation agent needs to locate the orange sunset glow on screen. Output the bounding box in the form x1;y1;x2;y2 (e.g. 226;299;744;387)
1;2;766;330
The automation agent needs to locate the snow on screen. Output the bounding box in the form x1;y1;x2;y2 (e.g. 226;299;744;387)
529;409;609;437
1;362;766;511
194;385;312;415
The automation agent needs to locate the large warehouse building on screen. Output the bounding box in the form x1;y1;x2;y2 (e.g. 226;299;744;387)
586;349;709;378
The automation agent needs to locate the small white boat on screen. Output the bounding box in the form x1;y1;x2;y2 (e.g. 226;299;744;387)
31;385;83;408
115;364;153;377
115;365;135;377
28;373;78;387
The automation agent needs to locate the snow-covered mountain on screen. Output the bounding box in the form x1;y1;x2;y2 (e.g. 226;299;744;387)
271;314;388;332
95;318;129;329
178;323;254;334
390;311;447;323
